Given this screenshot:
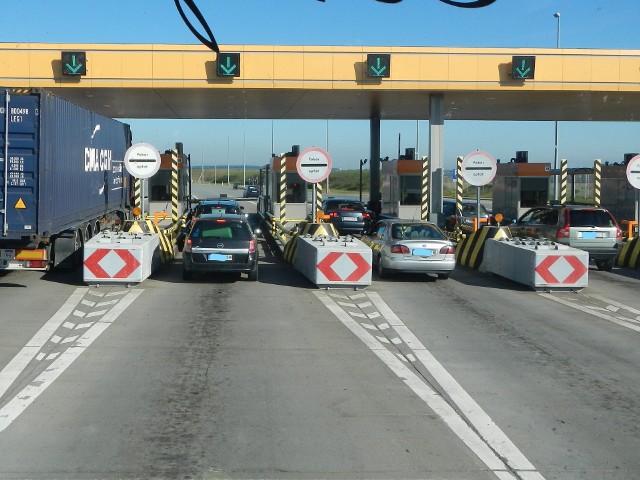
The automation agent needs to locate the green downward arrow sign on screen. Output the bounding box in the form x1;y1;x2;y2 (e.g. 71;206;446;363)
217;53;240;77
220;56;237;75
370;58;387;76
65;55;84;74
515;59;531;78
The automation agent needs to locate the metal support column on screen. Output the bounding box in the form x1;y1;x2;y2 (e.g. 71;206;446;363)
369;116;381;214
429;94;445;224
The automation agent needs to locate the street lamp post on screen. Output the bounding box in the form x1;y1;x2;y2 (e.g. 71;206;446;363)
359;158;368;202
554;12;561;202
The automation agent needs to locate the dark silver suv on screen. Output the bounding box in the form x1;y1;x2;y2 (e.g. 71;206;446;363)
509;205;622;271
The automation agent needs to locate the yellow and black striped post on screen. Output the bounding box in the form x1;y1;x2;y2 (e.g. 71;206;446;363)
593;158;602;207
171;149;179;223
559;158;568;205
315;182;323;221
456;156;464;217
133;178;142;218
421;156;429;220
279;156;287;224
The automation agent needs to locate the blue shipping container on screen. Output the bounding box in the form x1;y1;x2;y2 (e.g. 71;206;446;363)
1;88;131;241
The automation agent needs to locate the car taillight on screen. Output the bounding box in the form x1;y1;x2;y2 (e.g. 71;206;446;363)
329;212;339;218
439;245;455;255
362;212;370;219
557;209;571;238
184;238;192;252
608;213;623;240
249;239;256;254
390;244;410;254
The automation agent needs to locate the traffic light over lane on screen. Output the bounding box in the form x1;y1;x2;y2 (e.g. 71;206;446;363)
512;55;536;80
217;52;240;77
367;54;391;78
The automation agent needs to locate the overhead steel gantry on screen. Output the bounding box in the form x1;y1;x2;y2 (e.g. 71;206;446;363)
2;42;640;216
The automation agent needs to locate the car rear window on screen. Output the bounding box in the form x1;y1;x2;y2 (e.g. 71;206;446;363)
569;209;616;227
192;221;252;240
391;223;445;240
326;201;365;212
198;204;239;215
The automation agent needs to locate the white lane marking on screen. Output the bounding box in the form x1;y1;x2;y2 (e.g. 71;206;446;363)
0;289;88;400
0;289;143;433
586;294;640;316
540;293;640;333
366;291;542;476
315;291;544;480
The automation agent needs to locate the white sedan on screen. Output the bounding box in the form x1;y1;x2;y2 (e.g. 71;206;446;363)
362;219;456;280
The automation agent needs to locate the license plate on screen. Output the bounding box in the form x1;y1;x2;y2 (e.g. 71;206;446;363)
580;231;605;239
208;253;232;261
342;217;358;222
412;248;433;257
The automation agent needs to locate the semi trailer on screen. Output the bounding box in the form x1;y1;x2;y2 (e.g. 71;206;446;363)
1;88;132;271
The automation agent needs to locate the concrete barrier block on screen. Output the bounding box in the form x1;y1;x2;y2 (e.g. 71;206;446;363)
484;237;589;291
295;236;372;288
83;231;161;285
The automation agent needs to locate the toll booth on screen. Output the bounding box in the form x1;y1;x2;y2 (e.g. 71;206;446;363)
381;159;423;220
269;153;310;221
147;145;190;217
601;164;637;223
492;162;551;222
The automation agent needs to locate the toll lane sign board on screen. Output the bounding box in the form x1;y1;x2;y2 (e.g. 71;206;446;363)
461;151;497;186
367;54;391;78
62;51;86;76
296;147;332;183
626;154;640;189
124;143;161;179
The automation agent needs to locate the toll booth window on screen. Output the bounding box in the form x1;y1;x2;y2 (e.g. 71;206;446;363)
520;177;550;208
400;176;421;205
149;171;171;201
285;174;306;203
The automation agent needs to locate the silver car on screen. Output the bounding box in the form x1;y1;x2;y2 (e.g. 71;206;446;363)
362;219;456;279
509;205;623;271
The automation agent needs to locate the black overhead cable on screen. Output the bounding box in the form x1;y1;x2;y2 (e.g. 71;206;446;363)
173;0;219;53
174;0;497;53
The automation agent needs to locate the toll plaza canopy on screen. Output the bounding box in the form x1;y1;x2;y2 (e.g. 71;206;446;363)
2;43;640;121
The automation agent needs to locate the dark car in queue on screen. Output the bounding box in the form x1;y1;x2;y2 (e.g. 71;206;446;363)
244;185;260;198
362;219;456;279
508;204;622;271
443;199;491;231
321;198;373;235
182;215;259;281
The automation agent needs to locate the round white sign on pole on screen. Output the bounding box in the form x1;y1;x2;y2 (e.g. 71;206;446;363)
461;150;497;186
124;143;161;179
296;147;332;184
626;154;640;189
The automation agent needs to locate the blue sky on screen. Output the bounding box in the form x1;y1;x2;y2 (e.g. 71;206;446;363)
4;0;640;170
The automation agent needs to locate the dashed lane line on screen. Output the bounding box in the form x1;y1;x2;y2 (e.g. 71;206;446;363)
315;290;545;480
0;288;143;433
540;293;640;333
